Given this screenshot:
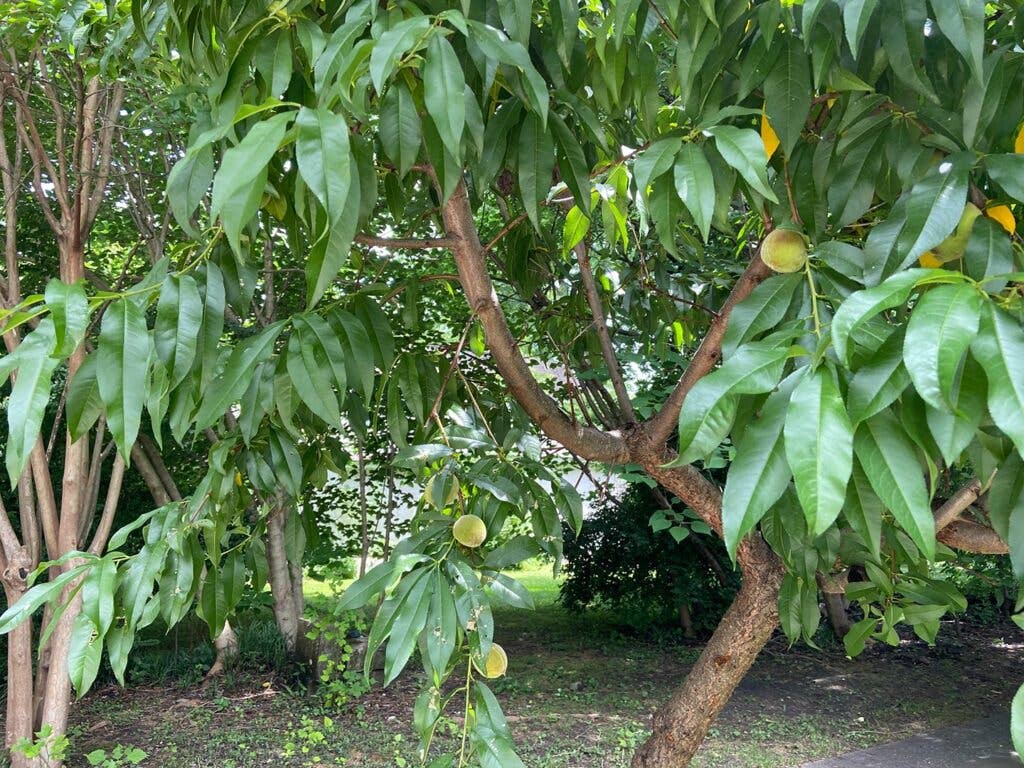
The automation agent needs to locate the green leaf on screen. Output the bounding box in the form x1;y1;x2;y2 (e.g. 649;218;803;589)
155;275;203;390
778;573;801;642
989;452;1024;544
562;206;590;253
67;354;103;441
488;573;534;610
549;113;591;214
847;330;910;425
82;556;116;637
964;218;1013;292
930;0;984;82
986;154;1024;203
517;113;555;231
678;343;790;462
287;314;347;426
633;136;681;201
68;613;102;698
305;176;360;308
785;367;854;536
842;0;878;55
167;144;213;238
424;570;457;679
295;107;352;225
0;563;91;635
379;82;422;177
1013;685;1024;761
549;0;578;67
464;21;548;125
383;568;432;685
925;359;985;466
831;269;928;365
97;299;151;461
353;296;394;370
854;412;936;560
970;303;1024;456
878;1;936;101
210;112;292;254
845;460;884;558
721;273;802;356
556;482;584;536
194;322;285;431
423;34;466;157
764;34;812;158
370;16;431;93
45;279;88;359
673;144;714;242
843;616;877;657
903;284;982;411
903;164;972;262
482;535;541;570
5;322;58;484
332;309;376;401
722;371;800;558
706;125;778;202
337;560;395;612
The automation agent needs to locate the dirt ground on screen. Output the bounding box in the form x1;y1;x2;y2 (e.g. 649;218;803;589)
55;605;1024;768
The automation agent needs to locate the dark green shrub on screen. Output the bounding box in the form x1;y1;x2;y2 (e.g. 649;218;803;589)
561;484;739;638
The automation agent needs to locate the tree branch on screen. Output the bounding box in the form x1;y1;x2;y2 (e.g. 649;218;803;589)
441;180;629;464
644;249;773;447
937;520;1008;555
934;480;982;532
88;453;125;555
575;241;636;425
83;81;125;231
355;234;454;249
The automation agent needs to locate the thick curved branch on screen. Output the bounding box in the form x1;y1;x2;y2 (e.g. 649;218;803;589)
644;249;773;447
937;520;1008;555
442;181;629;464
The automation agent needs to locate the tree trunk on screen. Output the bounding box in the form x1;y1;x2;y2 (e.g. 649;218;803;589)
357;445;369;578
678;603;696;639
205;621;239;679
818;572;851;639
3;551;34;767
631;541;784;768
266;503;301;653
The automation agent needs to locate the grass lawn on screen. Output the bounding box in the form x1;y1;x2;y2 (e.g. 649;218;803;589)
63;563;1024;767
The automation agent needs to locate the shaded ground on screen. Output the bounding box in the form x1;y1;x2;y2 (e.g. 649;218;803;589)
58;569;1024;768
800;714;1017;767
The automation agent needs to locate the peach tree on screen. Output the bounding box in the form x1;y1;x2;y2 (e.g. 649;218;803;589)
3;2;1024;768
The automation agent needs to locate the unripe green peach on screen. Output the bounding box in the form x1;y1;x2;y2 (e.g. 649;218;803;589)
473;643;508;679
452;514;487;548
760;228;808;273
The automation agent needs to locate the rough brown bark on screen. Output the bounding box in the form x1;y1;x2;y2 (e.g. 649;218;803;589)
817;571;851;639
266;502;301;653
442;181;628;464
2;549;34;762
631;537;784;768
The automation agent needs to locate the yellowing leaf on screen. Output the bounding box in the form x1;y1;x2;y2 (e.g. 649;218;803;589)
987;204;1017;235
918;251;942;268
761;113;780;160
1015;123;1024;154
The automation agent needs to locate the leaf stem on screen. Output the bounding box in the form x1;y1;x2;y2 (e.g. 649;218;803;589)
457;653;474;767
804;259;821;337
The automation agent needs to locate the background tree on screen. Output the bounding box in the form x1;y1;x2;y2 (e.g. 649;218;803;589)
3;2;1024;768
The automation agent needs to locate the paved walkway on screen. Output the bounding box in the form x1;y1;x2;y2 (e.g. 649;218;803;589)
800;714;1019;767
